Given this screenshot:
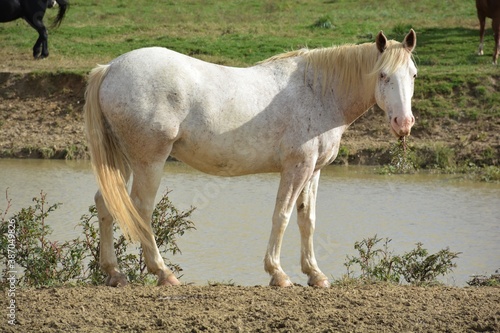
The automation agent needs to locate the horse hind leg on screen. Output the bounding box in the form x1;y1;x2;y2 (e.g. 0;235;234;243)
95;190;129;287
296;171;330;288
129;160;180;286
493;19;500;64
478;15;486;56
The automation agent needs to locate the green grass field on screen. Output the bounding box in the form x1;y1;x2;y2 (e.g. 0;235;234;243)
0;0;497;70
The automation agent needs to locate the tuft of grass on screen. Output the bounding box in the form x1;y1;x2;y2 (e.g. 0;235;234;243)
208;279;236;287
311;15;334;29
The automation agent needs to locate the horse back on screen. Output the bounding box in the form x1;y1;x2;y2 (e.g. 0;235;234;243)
0;0;22;22
476;0;500;19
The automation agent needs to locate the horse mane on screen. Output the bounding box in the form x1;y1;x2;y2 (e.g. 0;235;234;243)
260;40;412;95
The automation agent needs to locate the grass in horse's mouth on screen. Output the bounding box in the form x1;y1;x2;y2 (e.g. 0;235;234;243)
399;136;407;156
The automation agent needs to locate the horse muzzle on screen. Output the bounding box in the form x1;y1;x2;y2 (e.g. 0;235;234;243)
390;114;415;137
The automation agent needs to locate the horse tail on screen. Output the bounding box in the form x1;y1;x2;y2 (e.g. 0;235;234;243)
51;0;69;28
84;64;151;246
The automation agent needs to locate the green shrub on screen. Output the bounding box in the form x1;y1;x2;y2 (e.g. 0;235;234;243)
396;242;460;285
0;191;85;287
344;236;400;283
343;235;461;285
0;190;195;288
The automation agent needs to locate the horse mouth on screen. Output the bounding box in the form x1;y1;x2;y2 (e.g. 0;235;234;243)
390;125;411;138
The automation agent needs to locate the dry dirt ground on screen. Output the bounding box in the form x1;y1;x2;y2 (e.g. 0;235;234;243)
3;284;500;332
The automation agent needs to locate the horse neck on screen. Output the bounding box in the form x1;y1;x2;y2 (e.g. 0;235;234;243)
307;43;379;125
336;80;377;125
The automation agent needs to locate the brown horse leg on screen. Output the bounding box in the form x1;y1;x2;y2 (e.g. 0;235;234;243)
493;18;500;64
478;14;486;56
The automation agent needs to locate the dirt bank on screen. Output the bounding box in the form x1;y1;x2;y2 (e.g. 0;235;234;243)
3;284;499;332
1;72;498;167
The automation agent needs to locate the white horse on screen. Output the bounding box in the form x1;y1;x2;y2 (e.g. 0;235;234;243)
84;29;417;288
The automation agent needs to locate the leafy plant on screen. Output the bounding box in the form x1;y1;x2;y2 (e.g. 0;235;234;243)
0;191;86;287
395;242;460;285
343;235;461;285
0;189;195;288
344;236;401;283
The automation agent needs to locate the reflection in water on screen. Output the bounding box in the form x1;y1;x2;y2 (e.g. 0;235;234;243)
0;159;499;286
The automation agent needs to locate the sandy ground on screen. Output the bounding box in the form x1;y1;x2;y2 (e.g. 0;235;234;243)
2;284;499;332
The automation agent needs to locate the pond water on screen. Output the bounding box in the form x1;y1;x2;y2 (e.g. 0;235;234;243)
1;159;498;286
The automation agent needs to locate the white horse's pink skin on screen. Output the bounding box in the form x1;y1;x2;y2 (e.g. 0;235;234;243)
84;30;417;288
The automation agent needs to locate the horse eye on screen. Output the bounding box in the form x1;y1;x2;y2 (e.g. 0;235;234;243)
413;74;417;79
380;73;386;79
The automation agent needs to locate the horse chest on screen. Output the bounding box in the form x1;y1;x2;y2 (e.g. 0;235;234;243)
315;132;343;167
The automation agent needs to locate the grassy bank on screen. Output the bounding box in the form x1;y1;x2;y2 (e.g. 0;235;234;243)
0;0;498;179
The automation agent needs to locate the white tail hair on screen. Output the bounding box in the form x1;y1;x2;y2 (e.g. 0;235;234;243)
84;64;152;247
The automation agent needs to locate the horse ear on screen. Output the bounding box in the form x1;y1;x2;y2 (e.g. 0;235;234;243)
376;31;387;53
403;29;416;52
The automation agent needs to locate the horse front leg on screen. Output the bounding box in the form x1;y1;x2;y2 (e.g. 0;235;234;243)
264;162;314;287
296;171;330;288
130;161;180;286
95;190;128;287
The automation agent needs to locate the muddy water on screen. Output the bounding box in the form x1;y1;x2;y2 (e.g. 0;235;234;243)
1;159;498;286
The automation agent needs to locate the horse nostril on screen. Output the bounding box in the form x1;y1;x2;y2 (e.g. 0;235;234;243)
393;117;399;126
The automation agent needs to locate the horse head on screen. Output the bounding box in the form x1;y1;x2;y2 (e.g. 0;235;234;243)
373;29;417;138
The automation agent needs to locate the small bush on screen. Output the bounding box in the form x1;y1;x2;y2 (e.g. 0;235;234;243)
396;242;460;284
0;191;85;287
0;190;195;288
344;236;400;283
343;235;461;285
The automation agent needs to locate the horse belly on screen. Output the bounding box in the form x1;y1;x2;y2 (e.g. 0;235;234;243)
171;135;281;176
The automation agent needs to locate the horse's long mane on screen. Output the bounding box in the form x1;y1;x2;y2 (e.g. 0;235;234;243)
261;40;411;95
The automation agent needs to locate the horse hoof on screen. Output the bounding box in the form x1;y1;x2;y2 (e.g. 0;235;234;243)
157;274;181;286
269;275;293;287
106;274;128;287
307;274;330;288
309;279;330;288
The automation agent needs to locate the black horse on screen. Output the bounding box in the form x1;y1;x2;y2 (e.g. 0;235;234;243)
0;0;69;59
